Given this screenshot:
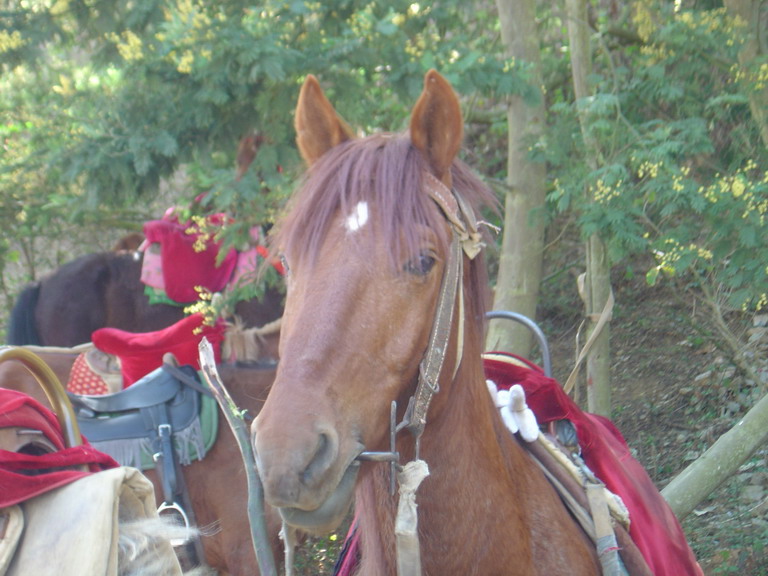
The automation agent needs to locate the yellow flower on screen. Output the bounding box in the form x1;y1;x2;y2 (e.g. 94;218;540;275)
731;178;746;198
0;30;25;53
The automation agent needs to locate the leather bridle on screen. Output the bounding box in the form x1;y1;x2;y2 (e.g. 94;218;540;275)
355;173;484;576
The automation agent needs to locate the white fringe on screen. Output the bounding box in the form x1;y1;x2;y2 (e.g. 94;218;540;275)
118;518;212;576
91;417;208;469
222;316;281;363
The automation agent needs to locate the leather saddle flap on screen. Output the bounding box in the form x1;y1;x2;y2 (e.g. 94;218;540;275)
69;365;201;443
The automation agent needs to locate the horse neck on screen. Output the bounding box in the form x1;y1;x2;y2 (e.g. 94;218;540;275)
354;329;543;575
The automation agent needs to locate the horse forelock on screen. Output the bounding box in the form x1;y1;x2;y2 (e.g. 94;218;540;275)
272;131;497;321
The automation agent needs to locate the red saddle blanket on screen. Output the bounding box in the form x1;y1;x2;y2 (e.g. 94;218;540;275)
484;353;703;576
0;389;118;508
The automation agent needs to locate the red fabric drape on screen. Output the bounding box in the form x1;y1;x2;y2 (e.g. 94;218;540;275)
484;353;703;576
143;215;238;303
0;389;118;508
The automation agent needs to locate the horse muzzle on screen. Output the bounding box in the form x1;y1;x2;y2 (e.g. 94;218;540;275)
252;413;363;534
275;460;360;535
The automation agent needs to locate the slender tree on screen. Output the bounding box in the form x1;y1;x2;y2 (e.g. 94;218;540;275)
488;0;547;358
723;0;768;148
564;0;612;416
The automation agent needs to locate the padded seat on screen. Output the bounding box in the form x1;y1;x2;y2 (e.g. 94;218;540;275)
92;313;224;387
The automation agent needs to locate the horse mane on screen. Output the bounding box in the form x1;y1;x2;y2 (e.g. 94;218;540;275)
272;132;498;325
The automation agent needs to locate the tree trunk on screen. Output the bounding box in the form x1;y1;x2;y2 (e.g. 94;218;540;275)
723;0;768;149
565;0;612;416
487;0;547;358
662;390;768;520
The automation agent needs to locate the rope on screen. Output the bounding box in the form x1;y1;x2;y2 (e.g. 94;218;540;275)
563;286;615;395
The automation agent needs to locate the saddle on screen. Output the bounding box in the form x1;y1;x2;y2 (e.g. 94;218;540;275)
68;362;216;514
70;363;212;459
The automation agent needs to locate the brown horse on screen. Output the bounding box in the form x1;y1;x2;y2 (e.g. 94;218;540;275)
0;346;282;576
7;249;284;347
252;71;602;575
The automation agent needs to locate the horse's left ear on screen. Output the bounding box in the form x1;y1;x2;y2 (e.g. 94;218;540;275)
409;70;463;184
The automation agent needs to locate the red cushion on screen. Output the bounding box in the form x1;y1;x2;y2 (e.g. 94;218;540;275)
92;313;224;387
0;389;118;507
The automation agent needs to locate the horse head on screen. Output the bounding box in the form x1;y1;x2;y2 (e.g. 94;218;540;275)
252;70;493;535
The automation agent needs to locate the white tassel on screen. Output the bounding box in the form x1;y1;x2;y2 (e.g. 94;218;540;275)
508;384;539;442
487;380;539;442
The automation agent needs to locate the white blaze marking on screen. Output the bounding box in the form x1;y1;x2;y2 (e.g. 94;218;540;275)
345;201;369;232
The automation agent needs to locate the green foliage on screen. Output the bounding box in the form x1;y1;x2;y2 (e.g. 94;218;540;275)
3;0;767;321
2;0;519;203
546;2;768;313
1;0;522;311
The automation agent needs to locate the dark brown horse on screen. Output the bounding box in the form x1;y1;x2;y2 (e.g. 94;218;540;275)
252;71;604;575
0;345;282;576
7;249;284;347
8;131;280;349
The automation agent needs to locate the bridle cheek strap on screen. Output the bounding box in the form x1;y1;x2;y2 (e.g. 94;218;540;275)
403;231;463;441
424;172;484;260
402;174;481;442
394;176;482;576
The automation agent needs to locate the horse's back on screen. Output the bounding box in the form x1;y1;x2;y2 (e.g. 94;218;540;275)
11;247;283;351
34;253;116;347
31;251;183;347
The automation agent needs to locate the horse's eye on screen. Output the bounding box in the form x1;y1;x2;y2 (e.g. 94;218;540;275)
405;253;436;276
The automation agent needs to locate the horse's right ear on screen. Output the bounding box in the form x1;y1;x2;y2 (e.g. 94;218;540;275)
295;75;355;166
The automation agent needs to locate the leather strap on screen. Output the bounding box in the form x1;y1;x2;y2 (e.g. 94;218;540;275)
403;232;462;441
402;175;482;441
526;438;653;576
161;363;213;397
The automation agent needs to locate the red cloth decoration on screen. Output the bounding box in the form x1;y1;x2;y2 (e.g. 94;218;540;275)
143;214;238;303
92;313;225;387
0;389;118;508
484;353;703;576
66;353;110;395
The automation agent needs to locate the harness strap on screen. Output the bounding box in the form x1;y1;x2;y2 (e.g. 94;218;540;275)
423;174;483;259
389;175;483;574
161;362;213;397
403;174;482;440
143;368;207;566
587;483;627;576
403;232;462;440
526;438;653;576
145;403;178;506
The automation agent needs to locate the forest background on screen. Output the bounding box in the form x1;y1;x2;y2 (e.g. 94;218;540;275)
2;0;768;573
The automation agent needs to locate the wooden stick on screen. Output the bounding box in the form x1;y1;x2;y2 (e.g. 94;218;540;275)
198;338;277;576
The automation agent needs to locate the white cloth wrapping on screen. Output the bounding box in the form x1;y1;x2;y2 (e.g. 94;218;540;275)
487;381;540;442
0;466;183;576
395;459;430;576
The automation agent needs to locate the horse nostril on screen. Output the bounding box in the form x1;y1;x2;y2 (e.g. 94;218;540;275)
301;431;337;486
